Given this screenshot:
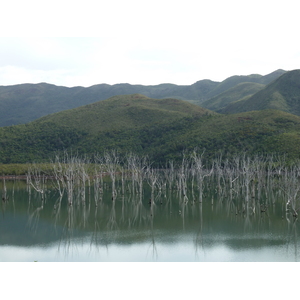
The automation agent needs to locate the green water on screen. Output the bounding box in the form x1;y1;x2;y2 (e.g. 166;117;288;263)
0;178;299;261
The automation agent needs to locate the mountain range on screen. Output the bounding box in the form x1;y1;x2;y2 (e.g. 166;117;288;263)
0;69;286;127
1;68;300;165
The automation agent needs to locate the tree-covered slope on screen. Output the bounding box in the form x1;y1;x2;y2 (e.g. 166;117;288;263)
220;70;300;115
82;109;300;162
34;94;214;134
1;94;300;164
0;94;215;163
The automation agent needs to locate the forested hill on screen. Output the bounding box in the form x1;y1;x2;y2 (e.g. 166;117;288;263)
0;69;285;127
1;94;300;164
33;94;215;133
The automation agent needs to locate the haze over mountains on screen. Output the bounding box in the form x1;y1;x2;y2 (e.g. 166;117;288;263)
0;69;286;127
1;68;300;165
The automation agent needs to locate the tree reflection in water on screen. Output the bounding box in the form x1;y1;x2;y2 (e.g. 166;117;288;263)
1;152;300;261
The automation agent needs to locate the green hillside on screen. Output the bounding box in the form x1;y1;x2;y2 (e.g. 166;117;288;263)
201;82;265;112
0;95;215;163
202;69;286;101
1;94;300;164
0;83;83;126
34;94;214;133
221;70;300;115
0;69;286;127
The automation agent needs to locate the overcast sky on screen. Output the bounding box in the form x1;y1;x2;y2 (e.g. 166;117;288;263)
0;0;299;87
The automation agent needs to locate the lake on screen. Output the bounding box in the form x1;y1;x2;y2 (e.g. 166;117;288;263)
1;173;299;262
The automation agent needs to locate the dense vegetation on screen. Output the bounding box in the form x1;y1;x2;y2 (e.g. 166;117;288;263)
1;93;300;166
0;94;214;164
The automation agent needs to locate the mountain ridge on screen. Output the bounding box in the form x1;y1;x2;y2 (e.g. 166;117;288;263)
220;69;300;115
201;82;265;111
0;69;286;127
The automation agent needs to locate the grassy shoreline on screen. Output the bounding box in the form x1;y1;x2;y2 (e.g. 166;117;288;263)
0;163;54;176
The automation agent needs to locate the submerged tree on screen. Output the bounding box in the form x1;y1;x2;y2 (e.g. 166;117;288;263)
20;149;300;223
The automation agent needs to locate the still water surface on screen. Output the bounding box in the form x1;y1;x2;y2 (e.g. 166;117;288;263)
1;179;299;262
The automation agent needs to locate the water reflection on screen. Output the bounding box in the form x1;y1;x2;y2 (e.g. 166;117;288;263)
1;177;300;261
